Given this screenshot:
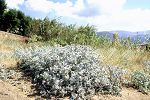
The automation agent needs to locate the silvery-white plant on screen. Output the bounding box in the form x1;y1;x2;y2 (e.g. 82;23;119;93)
15;45;125;99
144;61;150;74
0;64;16;80
131;71;150;94
130;60;150;94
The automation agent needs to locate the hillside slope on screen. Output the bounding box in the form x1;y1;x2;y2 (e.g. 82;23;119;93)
0;31;28;42
1;31;150;100
0;31;28;67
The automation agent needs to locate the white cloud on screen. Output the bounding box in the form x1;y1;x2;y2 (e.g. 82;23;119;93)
6;0;150;31
24;0;85;17
75;0;150;31
87;0;126;14
24;0;53;13
6;0;24;9
87;8;150;31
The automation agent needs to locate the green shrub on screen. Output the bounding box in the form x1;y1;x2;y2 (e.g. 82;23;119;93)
144;61;150;74
112;32;120;47
29;18;109;48
0;64;16;81
131;71;150;94
28;35;42;43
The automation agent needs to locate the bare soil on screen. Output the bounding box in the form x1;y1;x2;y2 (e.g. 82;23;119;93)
92;88;150;100
1;78;150;100
0;80;33;100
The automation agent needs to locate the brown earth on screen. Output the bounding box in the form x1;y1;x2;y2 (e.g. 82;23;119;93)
0;80;33;100
0;31;28;43
1;79;150;100
92;88;150;100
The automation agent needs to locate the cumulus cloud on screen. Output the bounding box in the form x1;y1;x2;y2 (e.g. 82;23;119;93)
86;0;126;14
24;0;85;17
6;0;24;9
77;6;100;17
5;0;150;31
87;8;150;31
24;0;54;13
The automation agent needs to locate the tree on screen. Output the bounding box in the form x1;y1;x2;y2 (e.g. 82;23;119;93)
2;9;19;32
0;0;7;29
1;9;32;36
126;36;131;48
22;16;32;36
112;32;120;47
29;18;42;36
0;0;32;36
17;11;32;36
0;0;6;15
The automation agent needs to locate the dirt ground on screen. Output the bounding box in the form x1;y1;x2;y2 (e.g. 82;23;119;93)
92;88;150;100
0;80;33;100
1;79;150;100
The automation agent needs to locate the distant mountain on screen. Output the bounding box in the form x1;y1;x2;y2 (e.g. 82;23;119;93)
97;30;150;44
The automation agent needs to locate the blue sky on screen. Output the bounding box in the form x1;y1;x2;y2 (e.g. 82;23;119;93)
5;0;150;32
124;0;150;9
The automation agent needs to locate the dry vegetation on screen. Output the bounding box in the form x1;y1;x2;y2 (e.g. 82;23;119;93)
1;0;150;98
1;31;150;100
0;31;47;67
98;47;150;71
0;31;34;100
0;31;26;67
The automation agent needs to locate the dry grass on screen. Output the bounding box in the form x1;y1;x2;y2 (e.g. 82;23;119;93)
97;47;150;71
1;31;150;99
0;31;28;41
1;30;150;71
0;31;26;68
